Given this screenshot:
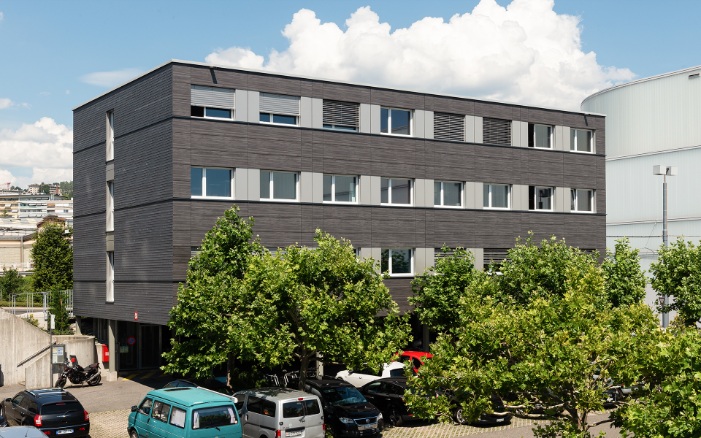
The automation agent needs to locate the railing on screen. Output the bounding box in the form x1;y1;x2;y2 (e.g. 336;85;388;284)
9;290;73;317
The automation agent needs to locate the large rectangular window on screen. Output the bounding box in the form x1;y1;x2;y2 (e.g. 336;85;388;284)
570;128;593;153
483;183;511;209
433;112;464;142
529;186;554;211
571;189;594;212
381;178;412;205
323;175;358;203
260;170;299;201
191;167;233;198
106;251;114;303
434;181;463;207
260;93;300;125
381;107;412;136
323;100;359;131
381;249;414;277
528;123;553;149
190;85;235;120
106;110;114;161
106;181;114;231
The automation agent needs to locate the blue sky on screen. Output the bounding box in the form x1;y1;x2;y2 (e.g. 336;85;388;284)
0;0;698;189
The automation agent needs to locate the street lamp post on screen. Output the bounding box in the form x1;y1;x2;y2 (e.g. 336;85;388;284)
653;165;677;328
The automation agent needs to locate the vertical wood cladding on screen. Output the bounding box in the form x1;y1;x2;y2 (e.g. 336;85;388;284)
75;61;606;318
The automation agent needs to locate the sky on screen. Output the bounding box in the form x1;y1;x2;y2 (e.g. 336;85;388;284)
0;0;698;190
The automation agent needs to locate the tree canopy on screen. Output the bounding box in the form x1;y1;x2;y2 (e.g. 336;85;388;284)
31;223;73;292
164;207;411;387
0;267;28;301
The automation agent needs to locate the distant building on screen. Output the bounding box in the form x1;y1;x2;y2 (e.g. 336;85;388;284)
27;184;41;195
74;60;606;371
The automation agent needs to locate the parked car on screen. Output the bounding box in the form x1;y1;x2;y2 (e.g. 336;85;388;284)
163;377;234;395
451;393;513;426
0;413;7;427
304;379;383;437
359;377;413;426
128;387;242;438
0;426;46;438
397;350;433;374
336;361;406;388
0;388;90;437
233;388;325;438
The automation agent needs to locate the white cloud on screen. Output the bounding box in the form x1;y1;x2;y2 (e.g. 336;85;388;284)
0;118;73;186
0;98;12;109
80;68;143;88
0;11;4;22
205;0;634;110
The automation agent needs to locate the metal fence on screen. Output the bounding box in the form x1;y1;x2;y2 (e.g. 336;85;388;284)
8;289;73;316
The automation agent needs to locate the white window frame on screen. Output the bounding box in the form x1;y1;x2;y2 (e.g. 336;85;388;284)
530;123;553;149
381;177;414;206
484;183;511;210
191;167;234;199
381;249;414;277
260;170;300;202
106;181;114;232
530;186;554;211
106;251;114;303
323;174;358;204
106;110;114;161
570;128;594;153
259;93;300;126
434;180;463;208
571;188;594;213
381;107;413;136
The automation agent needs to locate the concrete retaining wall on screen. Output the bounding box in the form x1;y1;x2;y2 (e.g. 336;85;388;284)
0;308;97;388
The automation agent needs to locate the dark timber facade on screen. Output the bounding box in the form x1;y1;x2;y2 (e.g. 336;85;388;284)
73;60;606;372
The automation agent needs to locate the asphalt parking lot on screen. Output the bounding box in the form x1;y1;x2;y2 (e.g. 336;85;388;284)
0;374;621;438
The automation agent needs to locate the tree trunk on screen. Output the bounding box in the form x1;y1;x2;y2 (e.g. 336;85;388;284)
299;349;309;390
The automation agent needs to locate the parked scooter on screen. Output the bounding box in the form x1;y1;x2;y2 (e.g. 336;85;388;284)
55;355;101;388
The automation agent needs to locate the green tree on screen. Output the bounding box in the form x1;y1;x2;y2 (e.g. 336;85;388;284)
164;207;411;388
410;248;484;334
0;267;27;301
407;236;661;436
59;181;73;198
163;207;262;381
602;238;647;307
649;238;701;326
31;223;73;292
616;326;701;438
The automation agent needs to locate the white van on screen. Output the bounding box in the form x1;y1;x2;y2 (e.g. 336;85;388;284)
234;388;325;438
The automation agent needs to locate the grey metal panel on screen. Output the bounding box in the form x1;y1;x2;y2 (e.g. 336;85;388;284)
106;162;114;181
300;97;313;128
554;126;565;151
554;186;567;212
247;90;260;122
512;184;529;210
300;171;314;203
359;175;380;205
414;179;431;208
465;116;476;143
369;105;381;134
359;103;372;133
475;116;483;143
235;168;249;200
311;98;323;129
235;89;249;122
466;182;479;209
414;110;426;138
424;110;434;139
247;168;261;200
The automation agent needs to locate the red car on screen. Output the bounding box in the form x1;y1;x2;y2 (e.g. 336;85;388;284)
397;351;433;374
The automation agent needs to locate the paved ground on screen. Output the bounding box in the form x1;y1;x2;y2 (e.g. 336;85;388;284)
0;374;622;438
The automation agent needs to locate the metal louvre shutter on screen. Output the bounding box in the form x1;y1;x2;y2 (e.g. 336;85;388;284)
484;248;509;266
260;93;300;115
191;85;235;108
483;118;511;146
323;100;359;127
434;112;465;142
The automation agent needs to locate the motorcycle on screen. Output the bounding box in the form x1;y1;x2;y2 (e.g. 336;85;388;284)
55;356;102;388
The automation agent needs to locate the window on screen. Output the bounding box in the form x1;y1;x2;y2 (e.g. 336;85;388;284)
260;170;299;201
190;85;235;120
323;175;358;203
483;183;511;209
260;93;300;125
529;186;554;211
381;178;412;205
106;251;114;303
106;181;114;231
152;401;171;423
434;181;463;207
381;107;412;135
191;167;233;198
170;407;186;428
193;406;237;429
571;189;594;212
483;117;511;146
528;123;553;149
106;110;114;161
381;249;414;276
433;112;464;142
570;128;593;153
323;100;359;131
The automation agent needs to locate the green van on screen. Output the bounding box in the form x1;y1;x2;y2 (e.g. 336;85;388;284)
128;387;242;438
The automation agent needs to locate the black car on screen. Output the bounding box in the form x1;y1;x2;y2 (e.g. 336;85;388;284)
304;379;383;437
0;389;90;437
360;377;412;426
452;393;513;427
